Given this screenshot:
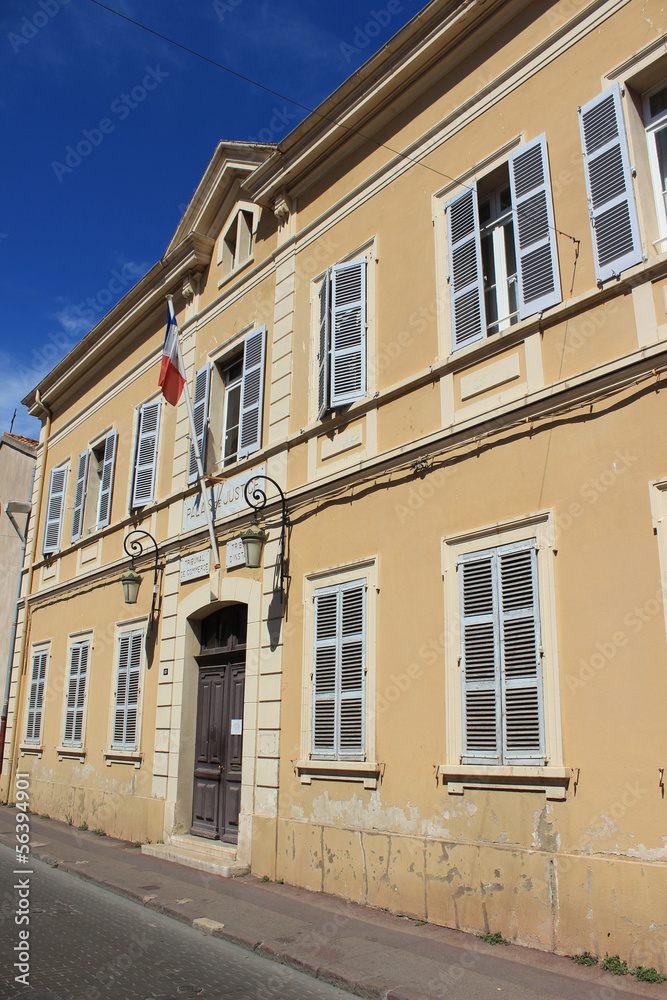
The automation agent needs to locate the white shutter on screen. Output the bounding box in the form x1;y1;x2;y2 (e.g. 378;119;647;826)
43;465;68;555
317;272;331;419
312;580;366;760
579;83;642;283
187;365;211;484
237;327;265;461
508;134;561;318
338;582;365;758
64;641;89;745
460;550;501;764
96;431;117;529
330;259;367;407
25;650;48;742
498;543;543;763
447;186;486;350
313;589;337;758
70;452;89;543
113;630;142;749
132;401;161;507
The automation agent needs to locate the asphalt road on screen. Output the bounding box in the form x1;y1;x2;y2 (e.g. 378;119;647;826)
0;843;354;1000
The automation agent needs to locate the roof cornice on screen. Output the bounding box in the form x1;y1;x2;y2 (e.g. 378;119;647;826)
244;0;516;205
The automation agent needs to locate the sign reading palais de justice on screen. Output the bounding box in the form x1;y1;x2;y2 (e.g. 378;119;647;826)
182;465;266;533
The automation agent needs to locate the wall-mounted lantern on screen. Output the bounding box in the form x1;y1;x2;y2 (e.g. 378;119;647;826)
240;475;289;599
121;530;160;626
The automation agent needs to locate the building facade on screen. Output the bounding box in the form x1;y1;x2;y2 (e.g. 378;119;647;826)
2;0;667;970
0;432;37;770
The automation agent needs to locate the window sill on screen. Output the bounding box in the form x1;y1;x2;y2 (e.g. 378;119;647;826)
19;743;43;758
56;746;87;763
217;256;254;291
104;749;142;768
438;764;572;800
295;760;382;789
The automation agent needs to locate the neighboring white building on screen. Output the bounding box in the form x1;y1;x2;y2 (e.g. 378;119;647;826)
0;432;37;767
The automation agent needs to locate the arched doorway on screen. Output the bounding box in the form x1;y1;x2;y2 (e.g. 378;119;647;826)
191;604;246;843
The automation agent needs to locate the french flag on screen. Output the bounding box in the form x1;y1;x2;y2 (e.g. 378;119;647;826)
159;298;186;405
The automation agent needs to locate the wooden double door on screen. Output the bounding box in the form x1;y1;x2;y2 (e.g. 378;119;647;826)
191;607;246;843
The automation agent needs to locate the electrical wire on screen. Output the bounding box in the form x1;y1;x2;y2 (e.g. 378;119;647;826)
83;0;581;252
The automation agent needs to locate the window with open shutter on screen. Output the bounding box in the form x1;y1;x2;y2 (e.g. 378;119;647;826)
447;186;486;350
132;400;161;508
187;365;211;484
459;540;543;765
508;134;561;317
70;452;89;543
43;465;68;555
579;83;642;283
330;260;367;408
63;640;89;745
113;630;143;749
237;327;265;461
25;649;48;743
313;579;365;760
96;431;117;529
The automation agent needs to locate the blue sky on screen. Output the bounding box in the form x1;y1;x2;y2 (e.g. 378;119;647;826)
1;0;420;437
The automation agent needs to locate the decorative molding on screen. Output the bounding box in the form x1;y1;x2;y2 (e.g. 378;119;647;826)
273;190;292;221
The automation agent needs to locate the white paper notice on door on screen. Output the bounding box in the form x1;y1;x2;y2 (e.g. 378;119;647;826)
230;719;243;736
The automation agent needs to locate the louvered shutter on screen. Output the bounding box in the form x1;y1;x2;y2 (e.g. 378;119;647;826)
312;580;366;760
338;582;365;757
187;365;211;484
64;641;88;745
70;452;89;542
237;327;265;460
25;650;47;742
313;589;337;758
132;401;161;507
578;83;642;283
330;260;367;407
447;186;486;350
317;273;331;419
43;465;67;555
96;431;117;529
460;550;501;764
508;135;561;318
113;630;142;749
498;543;543;763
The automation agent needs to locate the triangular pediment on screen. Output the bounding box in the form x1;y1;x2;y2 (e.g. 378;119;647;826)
164;141;275;257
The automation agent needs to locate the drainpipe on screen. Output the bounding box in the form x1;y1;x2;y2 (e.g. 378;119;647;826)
2;390;51;802
0;483;34;772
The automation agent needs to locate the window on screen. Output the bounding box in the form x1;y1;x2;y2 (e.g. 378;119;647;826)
317;258;367;417
644;81;667;237
578;82;643;283
442;512;565;793
43;463;68;555
312;579;366;760
25;647;49;743
446;134;561;351
218;207;256;279
459;540;543;765
63;639;90;746
131;399;161;507
71;431;118;542
112;629;143;750
188;326;266;481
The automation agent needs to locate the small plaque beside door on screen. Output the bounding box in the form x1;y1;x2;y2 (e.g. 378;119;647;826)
230;718;243;736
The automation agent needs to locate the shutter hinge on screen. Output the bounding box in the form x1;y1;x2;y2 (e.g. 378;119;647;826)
539;647;544;658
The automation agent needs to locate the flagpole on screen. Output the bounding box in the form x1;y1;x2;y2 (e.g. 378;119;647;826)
166;296;220;569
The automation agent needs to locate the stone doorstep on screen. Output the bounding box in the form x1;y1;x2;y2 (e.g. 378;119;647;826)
141;834;250;878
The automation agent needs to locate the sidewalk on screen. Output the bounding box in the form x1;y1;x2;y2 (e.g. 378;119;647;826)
0;807;664;1000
